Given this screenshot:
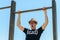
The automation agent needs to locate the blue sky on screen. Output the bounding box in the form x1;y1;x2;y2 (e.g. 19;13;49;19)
0;0;60;40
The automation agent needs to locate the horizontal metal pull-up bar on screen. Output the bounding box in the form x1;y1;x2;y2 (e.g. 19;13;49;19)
0;6;11;10
16;7;52;13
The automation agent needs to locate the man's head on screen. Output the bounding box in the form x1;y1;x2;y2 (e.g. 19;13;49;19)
29;18;37;30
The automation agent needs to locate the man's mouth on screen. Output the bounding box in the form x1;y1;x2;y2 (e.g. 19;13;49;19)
32;25;34;27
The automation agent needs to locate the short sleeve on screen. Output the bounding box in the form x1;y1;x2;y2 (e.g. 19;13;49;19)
23;28;28;34
38;27;44;34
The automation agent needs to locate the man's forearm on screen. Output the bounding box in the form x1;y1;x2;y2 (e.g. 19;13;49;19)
44;12;48;23
17;14;21;25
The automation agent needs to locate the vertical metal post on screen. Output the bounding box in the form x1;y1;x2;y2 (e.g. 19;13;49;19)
8;0;16;40
52;0;57;40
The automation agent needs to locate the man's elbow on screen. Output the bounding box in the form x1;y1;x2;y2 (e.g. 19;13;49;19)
17;23;20;27
46;21;48;26
46;19;48;25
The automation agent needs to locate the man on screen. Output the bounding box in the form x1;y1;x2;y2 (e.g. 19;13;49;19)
17;7;48;40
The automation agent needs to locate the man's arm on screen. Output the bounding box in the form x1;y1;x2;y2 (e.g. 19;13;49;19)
42;8;48;30
17;11;24;31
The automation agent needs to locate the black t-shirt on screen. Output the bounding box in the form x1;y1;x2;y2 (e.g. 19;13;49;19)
23;27;44;40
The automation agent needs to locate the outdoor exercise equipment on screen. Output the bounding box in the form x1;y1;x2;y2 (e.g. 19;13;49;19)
0;0;57;40
0;6;11;10
15;7;52;13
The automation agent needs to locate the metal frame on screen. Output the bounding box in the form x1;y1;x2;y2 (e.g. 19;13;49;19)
0;6;11;10
8;1;16;40
0;0;57;40
15;7;52;13
52;0;57;40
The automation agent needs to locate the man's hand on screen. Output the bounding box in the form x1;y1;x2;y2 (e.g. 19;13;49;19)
42;7;47;13
18;11;21;15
